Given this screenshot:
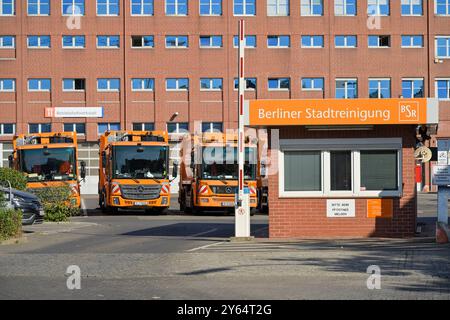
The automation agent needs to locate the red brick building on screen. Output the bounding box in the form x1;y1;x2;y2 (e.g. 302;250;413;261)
0;0;449;195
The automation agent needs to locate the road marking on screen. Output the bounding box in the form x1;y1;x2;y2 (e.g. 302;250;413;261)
190;228;219;238
187;241;225;252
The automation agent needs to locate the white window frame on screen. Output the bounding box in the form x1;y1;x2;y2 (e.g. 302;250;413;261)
268;77;290;91
202;122;223;133
401;0;422;16
233;35;257;48
435;78;450;101
63;78;85;92
0;79;15;92
367;0;390;16
278;138;403;198
335;78;358;99
233;0;256;16
435;36;450;59
28;78;51;92
130;0;153;16
267;35;290;48
0;36;14;49
435;0;450;16
27;0;50;16
133;122;155;131
401;35;424;48
233;78;257;91
131;35;154;48
199;0;221;16
301;0;323;16
334;35;357;48
334;0;356;16
200;78;222;91
165;35;189;48
0;123;15;135
301;77;324;91
0;0;15;16
167;122;189;134
368;35;391;48
301;35;324;48
62;35;85;49
199;36;222;48
267;0;289;16
63;123;86;135
97;0;119;16
62;0;84;16
27;35;51;49
131;78;154;91
165;0;188;16
29;123;52;134
97;78;120;92
402;78;424;98
368;78;391;99
98;123;120;134
166;78;189;91
97;35;120;49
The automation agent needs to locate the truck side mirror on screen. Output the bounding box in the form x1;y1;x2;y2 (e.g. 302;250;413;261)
101;151;106;168
80;161;86;180
172;162;178;179
8;155;13;168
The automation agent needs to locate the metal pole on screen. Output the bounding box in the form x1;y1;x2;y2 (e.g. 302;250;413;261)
235;20;251;238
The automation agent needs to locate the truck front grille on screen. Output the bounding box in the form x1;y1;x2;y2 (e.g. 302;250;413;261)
120;185;161;200
211;186;238;194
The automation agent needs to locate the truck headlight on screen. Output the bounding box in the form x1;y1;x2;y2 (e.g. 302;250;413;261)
161;197;168;205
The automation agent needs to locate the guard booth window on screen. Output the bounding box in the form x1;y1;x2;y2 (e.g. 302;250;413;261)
284;151;321;191
360;150;398;191
330;151;352;191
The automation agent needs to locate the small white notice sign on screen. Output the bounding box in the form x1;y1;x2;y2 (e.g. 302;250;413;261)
327;199;356;218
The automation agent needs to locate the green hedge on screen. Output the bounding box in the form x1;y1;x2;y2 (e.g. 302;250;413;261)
0;168;27;191
33;185;79;222
0;208;22;241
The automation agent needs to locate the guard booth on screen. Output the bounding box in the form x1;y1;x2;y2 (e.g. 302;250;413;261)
245;98;439;238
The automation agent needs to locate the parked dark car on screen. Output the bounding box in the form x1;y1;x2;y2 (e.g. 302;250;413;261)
0;186;45;225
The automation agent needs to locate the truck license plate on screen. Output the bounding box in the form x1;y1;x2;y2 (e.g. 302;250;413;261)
221;202;234;207
134;202;146;206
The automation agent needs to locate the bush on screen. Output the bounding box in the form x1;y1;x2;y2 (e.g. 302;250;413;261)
33;185;80;222
0;168;27;191
0;208;22;241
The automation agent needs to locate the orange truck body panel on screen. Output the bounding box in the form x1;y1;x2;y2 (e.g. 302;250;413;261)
11;132;81;208
98;131;171;210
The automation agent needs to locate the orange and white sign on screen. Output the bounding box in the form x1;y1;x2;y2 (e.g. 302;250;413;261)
367;199;394;219
245;98;438;126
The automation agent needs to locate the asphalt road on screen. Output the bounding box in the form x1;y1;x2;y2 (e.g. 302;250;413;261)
0;193;449;300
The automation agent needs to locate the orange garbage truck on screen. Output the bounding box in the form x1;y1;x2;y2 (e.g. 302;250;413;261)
10;131;85;208
178;132;258;214
98;130;174;214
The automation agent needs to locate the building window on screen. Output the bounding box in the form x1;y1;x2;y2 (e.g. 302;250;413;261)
202;122;223;133
436;36;450;58
27;35;51;48
199;36;223;48
131;0;153;15
166;0;188;15
334;0;356;16
165;35;188;48
98;123;120;134
28;78;51;92
63;78;85;91
267;0;289;16
29;123;51;133
64;123;86;134
401;35;423;48
368;35;391;48
131;35;154;48
336;78;357;99
436;79;450;100
267;35;290;48
402;78;424;98
301;0;323;16
0;36;14;48
234;78;257;90
97;78;120;92
0;79;15;92
367;0;389;16
268;78;290;91
234;0;256;16
97;35;120;48
0;123;15;135
166;78;189;91
97;0;119;16
133;123;155;131
28;0;50;15
335;35;357;48
132;78;154;91
435;0;450;15
62;35;85;48
200;0;221;15
401;0;422;15
0;0;15;15
62;0;84;15
301;35;324;48
279;139;402;197
200;78;223;91
369;78;391;98
233;35;257;48
301;78;324;91
167;122;189;134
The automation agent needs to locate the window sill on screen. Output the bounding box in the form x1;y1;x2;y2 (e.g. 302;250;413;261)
279;192;402;198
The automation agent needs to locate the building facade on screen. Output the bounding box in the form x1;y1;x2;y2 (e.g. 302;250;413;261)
0;0;449;193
